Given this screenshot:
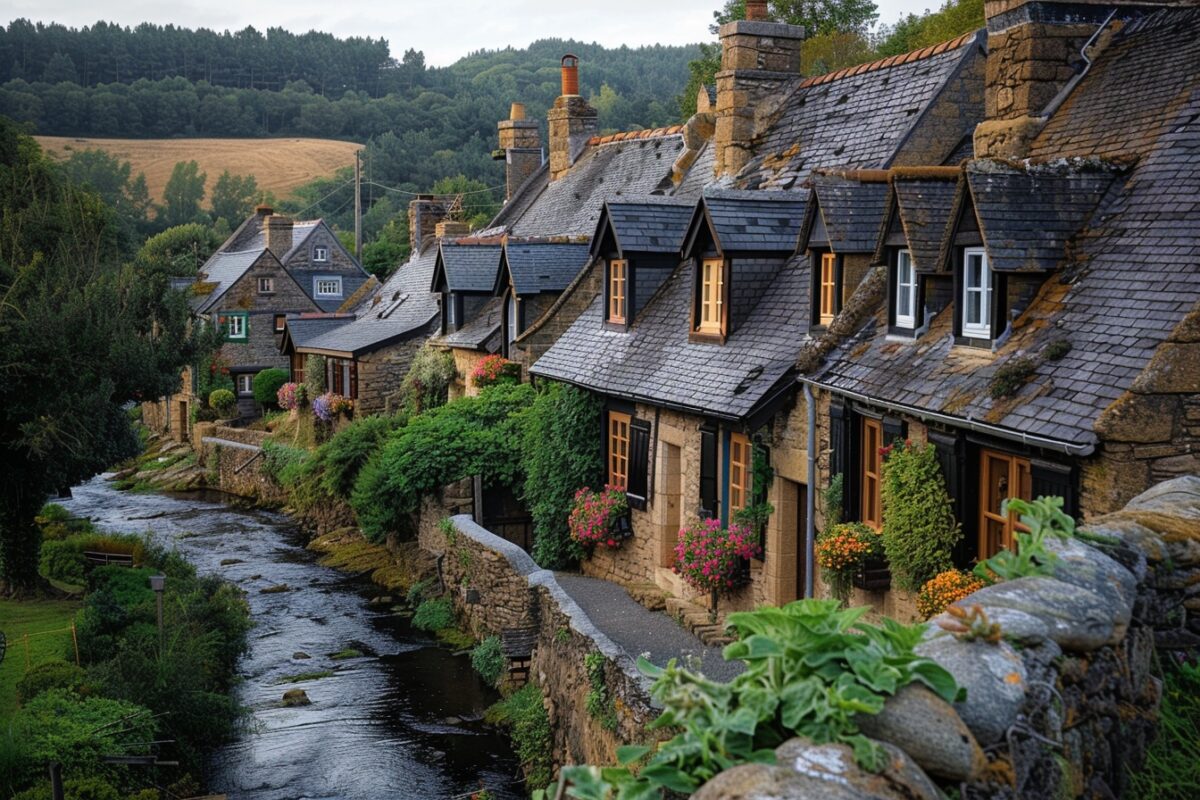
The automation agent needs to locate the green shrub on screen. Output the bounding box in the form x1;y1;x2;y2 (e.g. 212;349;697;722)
38;538;85;585
398;344;457;415
406;578;433;606
520;381;603;569
16;660;86;705
823;473;845;528
37;503;72;523
13;776;123;800
252;368;289;406
880;442;961;592
488;683;553;789
989;356;1038;399
261;440;309;485
304;354;327;396
208;388;236;416
584;651;617;731
316;413;406;499
471;636;505;687
1043;339;1072;361
411;597;455;632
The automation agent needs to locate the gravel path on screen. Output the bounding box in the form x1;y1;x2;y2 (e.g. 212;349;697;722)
554;573;745;682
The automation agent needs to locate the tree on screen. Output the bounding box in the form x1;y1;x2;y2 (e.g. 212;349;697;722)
874;0;984;57
158;160;207;227
135;223;223;277
0;117;207;593
41;52;79;84
361;216;410;278
57;148;152;250
430;174;500;230
209;170;258;225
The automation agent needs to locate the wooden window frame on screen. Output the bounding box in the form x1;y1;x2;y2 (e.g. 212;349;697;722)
258;277;275;294
291;353;306;385
961;247;992;340
819;252;838;326
894;249;917;328
692;258;728;341
860;417;883;530
978;448;1032;558
274;314;287;333
608;411;631;489
729;432;751;516
608;259;627;323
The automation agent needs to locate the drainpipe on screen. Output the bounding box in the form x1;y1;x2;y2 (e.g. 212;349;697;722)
804;382;816;599
1039;9;1118;122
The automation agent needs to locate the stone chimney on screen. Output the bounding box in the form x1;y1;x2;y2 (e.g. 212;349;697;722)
495;102;543;201
974;0;1122;159
409;195;451;256
264;215;294;258
435;220;472;239
713;8;805;178
255;204;274;217
548;54;599;181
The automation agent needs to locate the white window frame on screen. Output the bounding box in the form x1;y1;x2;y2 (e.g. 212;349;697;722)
226;314;247;339
257;277;274;294
894;249;917;328
961;247;992;340
314;276;342;298
313;245;329;262
236;374;254;395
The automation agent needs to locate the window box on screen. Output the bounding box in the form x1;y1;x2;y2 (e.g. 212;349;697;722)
853;557;891;591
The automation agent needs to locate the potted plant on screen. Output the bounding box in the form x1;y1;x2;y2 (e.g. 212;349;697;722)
568;485;631;551
674;518;762;618
816;522;885;602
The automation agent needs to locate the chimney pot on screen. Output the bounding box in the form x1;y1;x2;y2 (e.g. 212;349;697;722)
561;54;580;96
746;0;769;20
510;102;526;121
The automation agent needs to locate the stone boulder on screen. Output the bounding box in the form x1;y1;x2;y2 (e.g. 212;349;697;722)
1084;516;1166;564
956;576;1114;652
1042;536;1136;637
282;689;311;707
1125;475;1200;519
915;636;1027;746
855;684;985;782
774;737;943;800
692;764;865;800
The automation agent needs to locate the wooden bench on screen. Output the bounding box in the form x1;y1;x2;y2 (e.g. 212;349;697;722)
83;551;135;568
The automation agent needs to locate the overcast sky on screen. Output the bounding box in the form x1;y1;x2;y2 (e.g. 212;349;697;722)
5;0;929;66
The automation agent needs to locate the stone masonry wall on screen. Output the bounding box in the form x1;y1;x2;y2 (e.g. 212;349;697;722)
696;476;1200;800
198;426;287;504
513;261;601;373
354;321;438;416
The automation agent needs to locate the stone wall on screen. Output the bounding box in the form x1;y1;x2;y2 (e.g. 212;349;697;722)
695;476;1200;800
354;321;438;415
416;504;661;770
513;262;601;373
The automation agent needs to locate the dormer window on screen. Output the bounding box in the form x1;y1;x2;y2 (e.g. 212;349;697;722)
814;252;841;326
258;277;274;294
314;276;342;298
961;247;991;340
696;258;725;336
894;250;916;328
608;259;627;323
313;245;329;262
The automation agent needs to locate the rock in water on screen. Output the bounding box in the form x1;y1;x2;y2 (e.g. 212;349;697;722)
282;689;311;707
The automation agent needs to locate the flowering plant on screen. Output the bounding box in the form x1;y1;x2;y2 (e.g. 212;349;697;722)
674;518;762;596
313;392;353;422
471;354;520;388
917;569;986;619
276;382;300;410
568;485;630;550
816;522;883;602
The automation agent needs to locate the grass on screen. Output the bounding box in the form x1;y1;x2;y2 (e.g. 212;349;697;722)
35;136;361;205
0;598;81;717
1129;657;1200;799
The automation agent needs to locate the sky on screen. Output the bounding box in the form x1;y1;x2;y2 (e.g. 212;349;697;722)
4;0;926;66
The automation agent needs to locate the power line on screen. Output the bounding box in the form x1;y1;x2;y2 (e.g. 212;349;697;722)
292;177;356;217
362;180;504;197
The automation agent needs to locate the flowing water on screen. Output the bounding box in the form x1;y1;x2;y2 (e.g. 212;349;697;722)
61;476;523;800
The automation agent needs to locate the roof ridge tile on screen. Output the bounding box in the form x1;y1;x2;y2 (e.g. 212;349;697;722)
799;30;977;88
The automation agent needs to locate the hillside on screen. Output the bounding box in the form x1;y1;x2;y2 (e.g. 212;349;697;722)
35;136;360;203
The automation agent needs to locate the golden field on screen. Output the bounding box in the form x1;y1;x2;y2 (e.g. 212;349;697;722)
35;136;361;203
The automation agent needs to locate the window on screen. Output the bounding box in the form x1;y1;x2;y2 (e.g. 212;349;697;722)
697;259;724;335
236;374;253;395
291;353;306;384
258;277;274;294
860;417;883;530
819;252;838;325
608;411;631;489
327;358;358;399
729;432;751;515
608;259;627;323
314;277;342;298
274;314;287;333
313;246;329;262
225;313;247;340
894;250;917;328
979;449;1032;557
961;248;992;340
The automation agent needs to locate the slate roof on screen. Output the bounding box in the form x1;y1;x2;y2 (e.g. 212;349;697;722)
440;297;503;352
596;199;694;256
882;174;959;272
531;254;812;420
284;315;355;349
195;250;268;313
803;175;889;253
734;31;982;190
297;248;440;357
963;162;1122;272
503;242;593;296
436;242;503;293
688;191;807;256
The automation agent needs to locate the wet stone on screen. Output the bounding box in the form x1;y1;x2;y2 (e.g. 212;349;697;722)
691;763;870;800
292;651;311;660
282;689;311;707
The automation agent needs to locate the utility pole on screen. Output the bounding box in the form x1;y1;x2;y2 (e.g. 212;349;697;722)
354;150;363;259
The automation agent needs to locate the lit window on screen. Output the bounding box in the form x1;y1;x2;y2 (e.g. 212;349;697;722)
698;259;724;335
314;277;342;297
258;277;274;294
274;314;287;333
314;246;329;262
608;411;631;489
819;252;838;325
609;259;627;323
729;432;751;515
237;374;253;395
894;250;917;328
979;449;1032;557
226;314;247;339
861;418;882;530
962;247;991;340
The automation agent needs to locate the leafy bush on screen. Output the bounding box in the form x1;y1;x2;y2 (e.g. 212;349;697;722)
196;354;234;405
411;597;455;632
823;473;845;528
916;569;985;618
351;383;534;542
398;344;457;416
568;486;629;551
304;354;327;396
316;413;406;499
471;636;505;688
470;354;520;389
16;660;87;705
208;388;236;416
880;441;961;592
252;368;289;406
675;518;762;596
521;382;603;569
38;538;86;585
584;651;617;731
13;777;123;800
488;683;553;790
973;496;1075;582
816;522;882;601
561;600;961;797
261;440;309;485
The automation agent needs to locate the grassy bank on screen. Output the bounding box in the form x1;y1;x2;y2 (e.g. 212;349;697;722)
0;598;80;717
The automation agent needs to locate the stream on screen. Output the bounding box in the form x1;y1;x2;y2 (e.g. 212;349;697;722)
61;475;524;800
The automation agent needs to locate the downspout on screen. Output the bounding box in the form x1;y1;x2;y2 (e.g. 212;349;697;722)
804;382;816;599
1039;9;1118;122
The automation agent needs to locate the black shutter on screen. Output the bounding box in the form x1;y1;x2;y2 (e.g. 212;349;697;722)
627;421;651;510
1031;459;1076;518
699;426;719;519
882;416;906;445
829;401;847;477
833;255;845;315
930;430;974;568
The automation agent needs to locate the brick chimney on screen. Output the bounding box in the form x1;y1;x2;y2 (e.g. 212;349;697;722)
495;102;543;201
548;54;599;181
713;10;805;178
974;0;1123;159
264;215;294;258
408;196;451;255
